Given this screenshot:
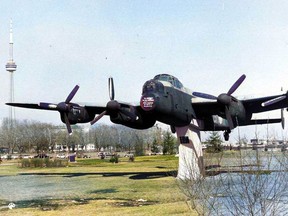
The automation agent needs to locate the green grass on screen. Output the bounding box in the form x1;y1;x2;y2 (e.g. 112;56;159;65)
2;151;270;215
0;155;195;216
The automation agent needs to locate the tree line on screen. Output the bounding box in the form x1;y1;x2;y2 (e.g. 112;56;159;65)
0;118;177;156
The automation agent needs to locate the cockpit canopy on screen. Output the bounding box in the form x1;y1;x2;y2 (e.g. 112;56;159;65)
153;74;183;89
142;74;184;95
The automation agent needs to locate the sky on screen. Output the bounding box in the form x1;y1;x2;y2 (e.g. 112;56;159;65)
1;0;288;142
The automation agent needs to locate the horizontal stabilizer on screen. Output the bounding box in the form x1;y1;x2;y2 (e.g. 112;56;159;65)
243;118;282;126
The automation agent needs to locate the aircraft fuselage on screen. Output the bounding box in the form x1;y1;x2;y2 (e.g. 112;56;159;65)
140;74;194;127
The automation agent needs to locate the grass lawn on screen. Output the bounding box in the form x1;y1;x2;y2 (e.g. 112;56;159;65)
0;155;196;216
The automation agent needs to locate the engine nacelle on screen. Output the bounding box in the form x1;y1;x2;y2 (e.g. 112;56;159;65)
110;107;156;129
60;106;95;125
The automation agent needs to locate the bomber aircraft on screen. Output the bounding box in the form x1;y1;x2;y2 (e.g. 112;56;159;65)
6;74;288;141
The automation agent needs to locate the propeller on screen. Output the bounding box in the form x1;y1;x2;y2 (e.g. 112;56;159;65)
90;77;137;125
193;74;246;129
39;85;80;135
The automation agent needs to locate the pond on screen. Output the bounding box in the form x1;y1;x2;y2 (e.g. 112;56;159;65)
0;174;103;209
185;151;288;216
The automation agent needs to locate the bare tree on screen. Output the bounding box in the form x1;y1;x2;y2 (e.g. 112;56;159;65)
0;119;57;154
179;149;288;215
0;118;16;153
0;120;169;155
88;124;163;154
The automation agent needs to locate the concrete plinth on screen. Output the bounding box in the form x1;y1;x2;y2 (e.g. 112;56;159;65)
176;121;204;180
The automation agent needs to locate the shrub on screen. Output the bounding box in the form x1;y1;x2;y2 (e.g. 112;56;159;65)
109;155;119;163
31;158;44;167
20;158;68;168
52;159;68;167
129;155;135;162
21;159;31;168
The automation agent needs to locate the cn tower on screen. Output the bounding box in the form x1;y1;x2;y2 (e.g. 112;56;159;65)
5;19;17;124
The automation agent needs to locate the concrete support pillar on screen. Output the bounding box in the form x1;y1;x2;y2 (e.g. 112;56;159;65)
176;120;204;180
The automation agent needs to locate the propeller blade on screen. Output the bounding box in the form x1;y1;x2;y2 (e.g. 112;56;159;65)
281;108;285;129
192;92;217;100
108;77;115;100
39;102;58;110
63;113;72;135
261;95;286;107
225;106;234;130
227;74;246;96
90;111;107;125
65;85;80;103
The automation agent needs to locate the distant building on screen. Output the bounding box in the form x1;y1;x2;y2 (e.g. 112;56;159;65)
249;139;287;151
250;139;284;146
85;143;95;151
55;143;96;152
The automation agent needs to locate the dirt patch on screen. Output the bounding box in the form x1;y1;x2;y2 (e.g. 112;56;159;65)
111;199;157;207
0;198;90;212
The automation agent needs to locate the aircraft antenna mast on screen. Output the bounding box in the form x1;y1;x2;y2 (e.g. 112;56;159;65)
5;19;17;126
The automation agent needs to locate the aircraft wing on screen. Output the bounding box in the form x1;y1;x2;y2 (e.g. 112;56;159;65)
192;100;223;118
193;93;288;117
192;93;288;132
5;102;107;114
83;101;139;116
6;101;138;116
5;82;145;133
6;103;58;111
241;94;288;114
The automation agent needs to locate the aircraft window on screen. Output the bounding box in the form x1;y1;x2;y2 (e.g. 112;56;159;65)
154;74;183;89
142;81;156;94
156;82;164;92
174;80;183;89
142;80;164;94
154;75;161;80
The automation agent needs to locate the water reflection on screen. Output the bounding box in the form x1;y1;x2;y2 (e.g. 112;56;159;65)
184;151;288;215
0;175;96;202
